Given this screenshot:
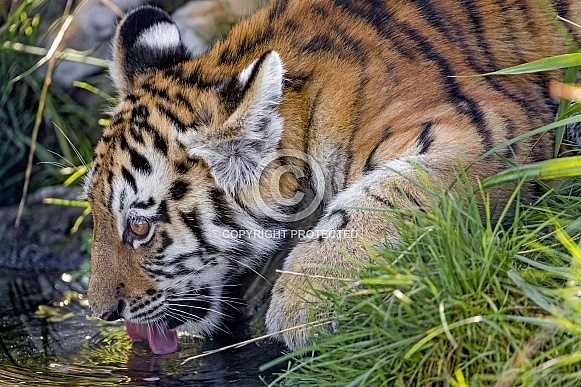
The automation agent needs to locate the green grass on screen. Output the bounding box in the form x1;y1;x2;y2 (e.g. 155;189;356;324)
264;170;581;386
0;0;106;206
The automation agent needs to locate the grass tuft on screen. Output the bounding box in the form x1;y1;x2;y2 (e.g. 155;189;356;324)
0;0;107;207
266;171;581;386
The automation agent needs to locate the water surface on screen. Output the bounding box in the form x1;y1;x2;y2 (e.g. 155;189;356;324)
0;268;287;386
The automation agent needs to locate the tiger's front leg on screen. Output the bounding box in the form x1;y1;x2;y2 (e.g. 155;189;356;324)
266;158;439;350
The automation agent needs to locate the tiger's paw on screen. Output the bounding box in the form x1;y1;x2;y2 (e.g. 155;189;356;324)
265;242;354;350
266;274;332;350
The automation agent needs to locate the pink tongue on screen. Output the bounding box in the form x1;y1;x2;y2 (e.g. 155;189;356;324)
125;322;178;355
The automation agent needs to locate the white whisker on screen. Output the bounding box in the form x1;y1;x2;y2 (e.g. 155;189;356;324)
168;302;231;319
38;161;69;169
52;122;87;168
166;309;231;336
235;259;272;286
46;149;77;168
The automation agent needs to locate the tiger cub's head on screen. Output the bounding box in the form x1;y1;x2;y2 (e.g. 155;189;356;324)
86;6;289;354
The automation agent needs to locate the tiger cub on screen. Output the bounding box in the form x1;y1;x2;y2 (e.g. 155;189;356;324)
86;1;581;353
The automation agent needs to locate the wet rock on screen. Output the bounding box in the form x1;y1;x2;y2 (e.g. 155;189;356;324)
0;186;92;273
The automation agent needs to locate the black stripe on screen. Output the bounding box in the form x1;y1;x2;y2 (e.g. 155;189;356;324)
332;0;416;59
553;1;580;46
175;92;197;117
219;76;244;115
180;210;219;255
164;251;202;266
209;188;241;230
397;21;492;150
175;161;192;174
413;0;545;123
121;136;152;175
121;167;137;193
142;83;170;101
343;61;367;182
501;116;518;159
140;83;197;132
110;114;125;128
199;255;218;266
156;230;174;254
131;197;155;209
406;192;424;209
218;28;274;65
153;131;168;155
101;134;114;144
157;103;188;132
325;209;350;230
131;105;149;120
143;266;175;280
284;72;312;93
364;186;394;208
167;66;221;90
155;200;171;223
119;188;127;212
125;94;139;104
458;0;497;70
284;19;298;32
313;4;329;18
303;88;323;157
268;0;288;20
129;125;145;145
416;122;434;155
300;32;364;63
302;34;336;53
131;106;152;131
107;171;115;209
342;146;354;192
169;179;190;201
364;127;393;172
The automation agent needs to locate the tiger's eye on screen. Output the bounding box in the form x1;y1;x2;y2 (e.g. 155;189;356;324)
130;218;150;237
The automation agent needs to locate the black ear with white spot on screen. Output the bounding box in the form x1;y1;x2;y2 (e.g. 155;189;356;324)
111;6;189;97
187;51;285;195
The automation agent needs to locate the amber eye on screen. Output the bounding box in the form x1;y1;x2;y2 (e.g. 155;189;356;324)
129;218;150;237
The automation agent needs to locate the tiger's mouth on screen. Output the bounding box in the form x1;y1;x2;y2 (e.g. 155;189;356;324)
125;321;178;355
125;297;212;355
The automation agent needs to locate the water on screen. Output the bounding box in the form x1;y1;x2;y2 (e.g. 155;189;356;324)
0;268;287;386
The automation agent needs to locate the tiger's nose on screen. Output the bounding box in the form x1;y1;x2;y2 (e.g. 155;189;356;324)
100;300;126;321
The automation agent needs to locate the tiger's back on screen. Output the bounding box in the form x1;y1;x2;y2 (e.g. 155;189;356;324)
87;0;581;353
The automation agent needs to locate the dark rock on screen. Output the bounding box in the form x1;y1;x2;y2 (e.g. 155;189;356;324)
0;186;92;273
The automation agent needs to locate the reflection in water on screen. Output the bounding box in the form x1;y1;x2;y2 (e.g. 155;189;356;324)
0;269;286;386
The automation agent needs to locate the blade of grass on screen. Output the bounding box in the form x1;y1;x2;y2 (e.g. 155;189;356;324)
14;3;73;227
554;64;579;156
453;53;581;78
481;156;581;188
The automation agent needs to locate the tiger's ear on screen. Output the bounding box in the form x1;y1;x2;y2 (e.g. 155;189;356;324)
187;51;285;195
111;6;190;97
